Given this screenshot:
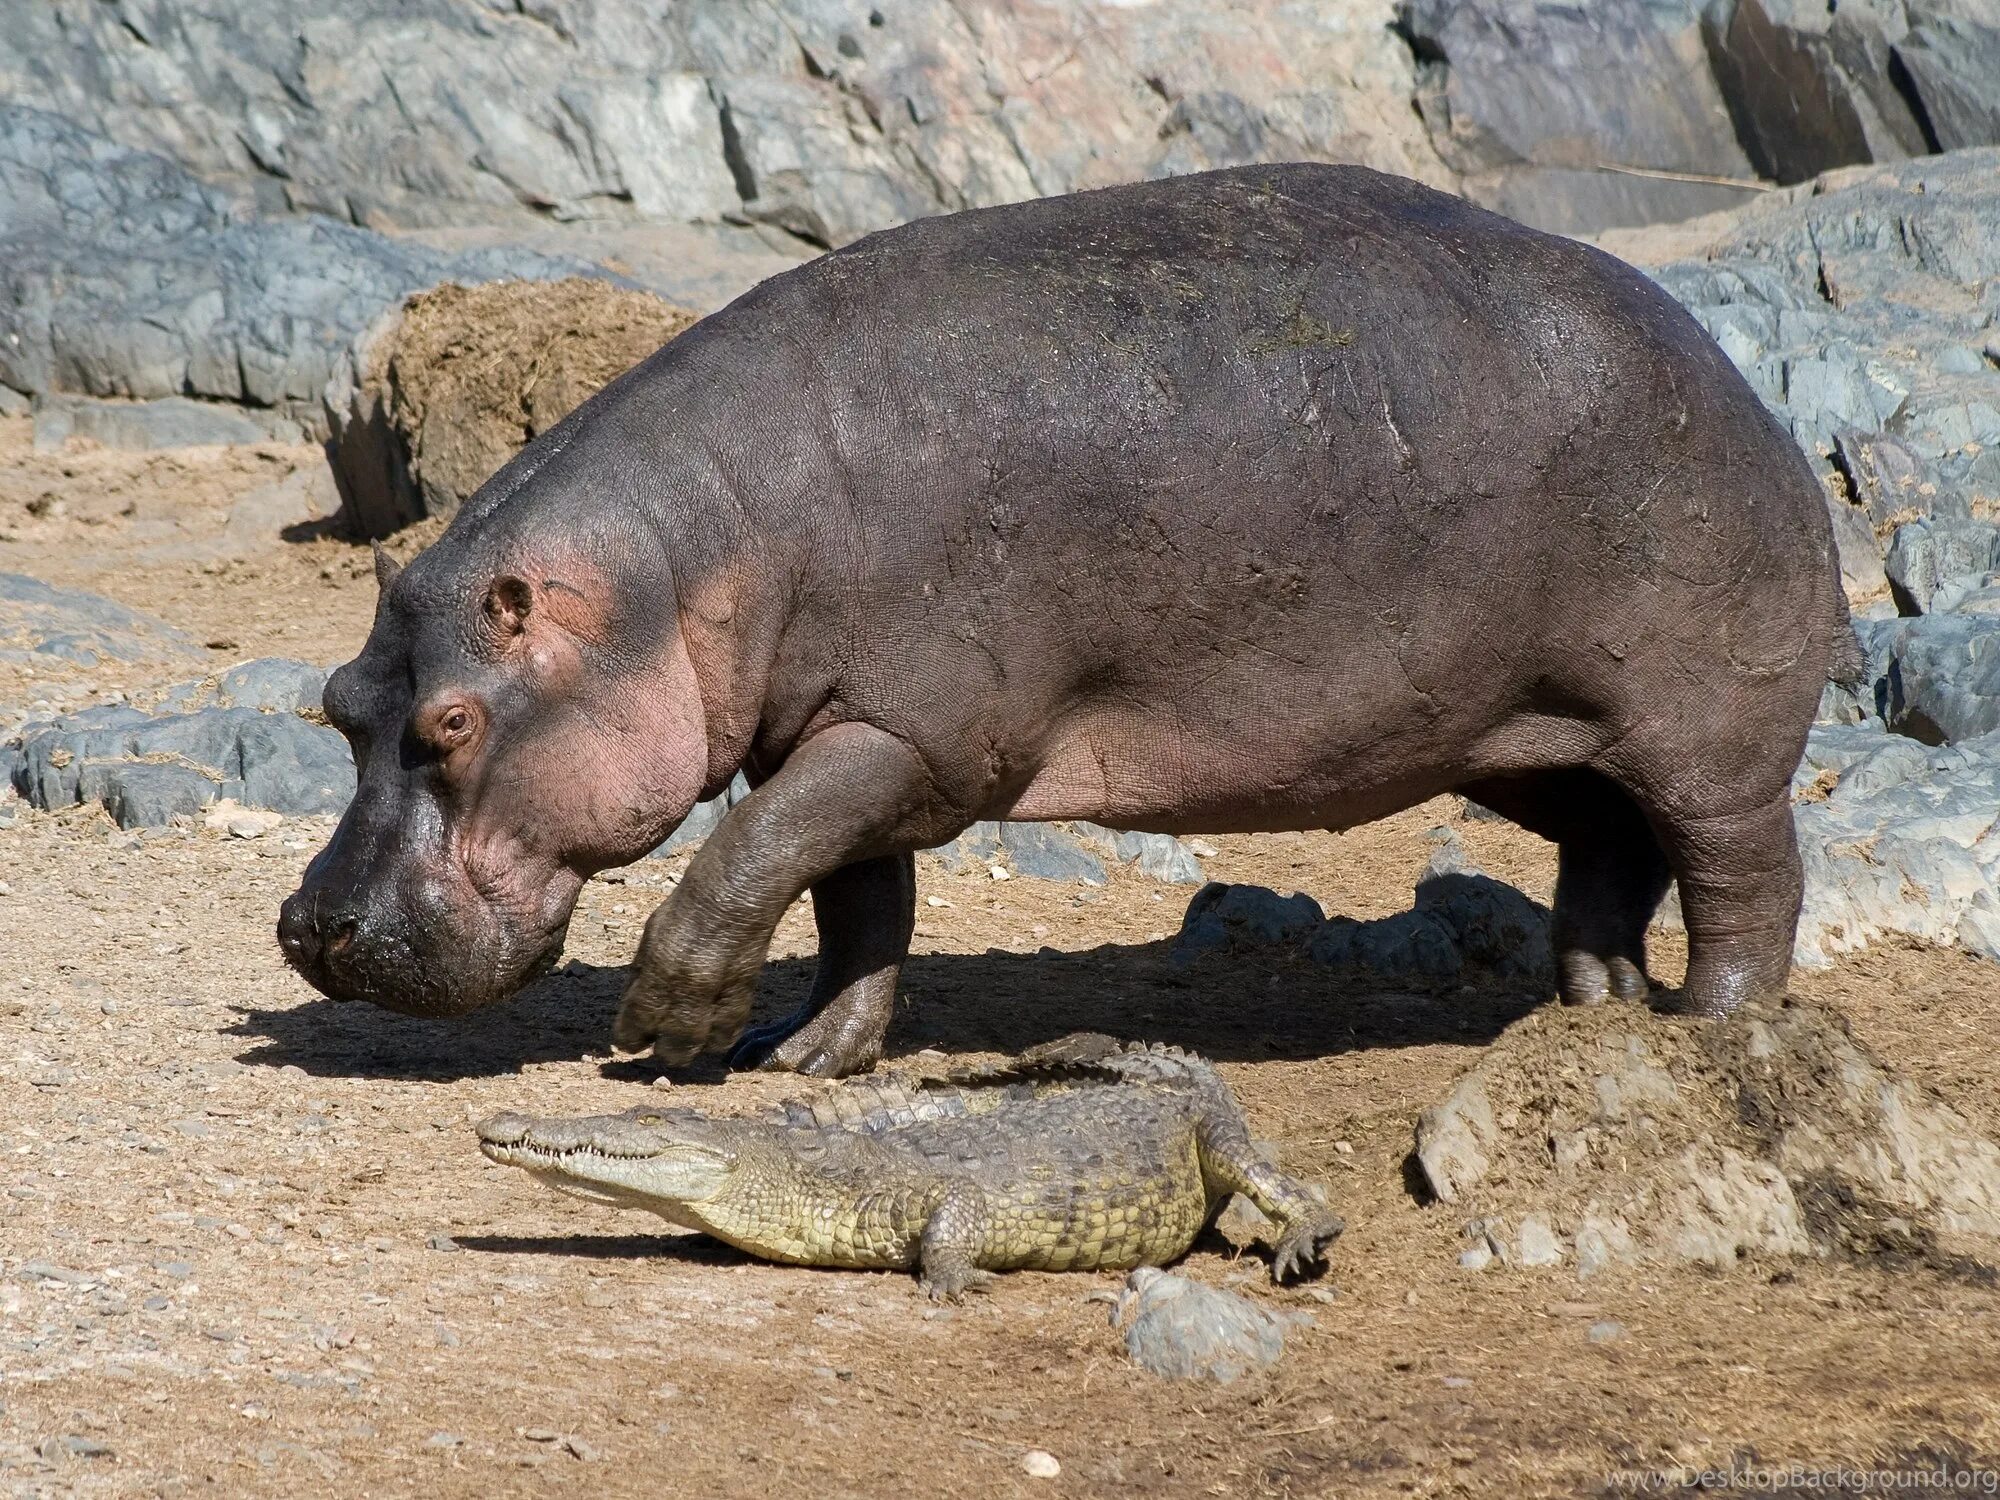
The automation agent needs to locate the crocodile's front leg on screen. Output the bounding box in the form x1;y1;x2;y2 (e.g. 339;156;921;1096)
613;723;940;1070
1195;1108;1344;1282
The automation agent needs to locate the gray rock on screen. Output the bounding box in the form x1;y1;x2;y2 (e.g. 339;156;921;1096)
1173;883;1327;960
928;820;1004;875
1897;5;2000;151
0;0;1448;247
157;659;328;715
1873;615;2000;745
996;822;1107;886
0;104;605;437
1309;910;1465;979
235;715;356;815
9;699;354;825
1791;720;2000;966
1703;0;1931;186
1072;823;1206;885
1885;518;2000;614
88;762;224;828
0;571;199;670
1398;0;1765;235
1413;860;1554;982
30;392;300;451
1111;1268;1309;1383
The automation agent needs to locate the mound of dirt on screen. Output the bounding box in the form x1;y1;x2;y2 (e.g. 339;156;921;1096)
1416;998;2000;1277
327;278;699;536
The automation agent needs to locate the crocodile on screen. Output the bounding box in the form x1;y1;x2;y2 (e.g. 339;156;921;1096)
477;1035;1343;1299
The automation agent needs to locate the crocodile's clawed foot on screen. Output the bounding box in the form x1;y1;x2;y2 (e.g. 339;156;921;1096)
1269;1211;1345;1283
921;1267;996;1303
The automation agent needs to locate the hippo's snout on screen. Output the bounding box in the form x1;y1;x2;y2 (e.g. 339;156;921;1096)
277;879;492;1017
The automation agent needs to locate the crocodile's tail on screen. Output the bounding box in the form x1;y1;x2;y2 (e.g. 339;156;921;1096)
764;1073;978;1133
947;1033;1218;1090
764;1035;1225;1133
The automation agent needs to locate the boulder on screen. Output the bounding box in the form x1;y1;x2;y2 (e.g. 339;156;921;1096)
326;279;700;533
1110;1268;1311;1384
1788;721;2000;966
0;572;200;672
30;393;302;451
1396;0;1765;234
0;105;601;438
1417;997;2000;1273
1884;518;2000;613
7;694;355;827
1180;832;1555;985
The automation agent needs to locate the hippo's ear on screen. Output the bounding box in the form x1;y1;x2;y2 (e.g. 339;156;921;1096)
485;575;534;638
371;541;402;593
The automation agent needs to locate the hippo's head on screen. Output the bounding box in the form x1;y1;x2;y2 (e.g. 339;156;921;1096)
277;493;713;1017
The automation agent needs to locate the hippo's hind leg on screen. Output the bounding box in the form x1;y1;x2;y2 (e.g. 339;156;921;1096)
1461;770;1671;1006
1645;794;1802;1017
727;853;916;1077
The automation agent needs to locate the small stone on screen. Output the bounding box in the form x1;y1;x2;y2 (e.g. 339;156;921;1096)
562;1436;601;1462
1515;1214;1564;1268
0;881;11;896
1458;1244;1494;1272
425;1432;463;1449
1587;1320;1626;1344
924;895;953;907
428;1234;460;1253
988;865;1011;881
1020;1450;1061;1479
1332;1140;1353;1155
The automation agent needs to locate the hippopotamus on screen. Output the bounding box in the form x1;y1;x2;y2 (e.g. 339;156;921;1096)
278;163;1854;1077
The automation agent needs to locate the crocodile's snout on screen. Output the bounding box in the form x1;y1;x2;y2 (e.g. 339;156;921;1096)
476;1112;532;1149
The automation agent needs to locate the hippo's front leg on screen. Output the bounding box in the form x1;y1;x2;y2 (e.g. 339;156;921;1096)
612;723;937;1071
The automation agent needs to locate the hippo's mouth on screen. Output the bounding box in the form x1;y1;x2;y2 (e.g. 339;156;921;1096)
280;906;573;1018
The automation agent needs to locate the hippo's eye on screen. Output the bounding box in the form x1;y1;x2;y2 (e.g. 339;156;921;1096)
430;704;481;756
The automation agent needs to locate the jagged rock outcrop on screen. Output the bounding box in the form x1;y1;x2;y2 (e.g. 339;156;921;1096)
0;0;1445;243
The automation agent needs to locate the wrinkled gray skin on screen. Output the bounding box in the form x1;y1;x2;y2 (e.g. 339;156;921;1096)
279;164;1853;1076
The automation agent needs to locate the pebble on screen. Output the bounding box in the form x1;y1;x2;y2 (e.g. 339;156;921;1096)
988;865;1011;880
1020;1450;1061;1479
0;880;11;896
924;895;953;907
1588;1320;1626;1344
1458;1245;1494;1272
428;1234;461;1253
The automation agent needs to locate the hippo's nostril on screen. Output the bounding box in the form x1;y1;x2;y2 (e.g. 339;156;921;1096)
277;896;321;967
325;918;358;958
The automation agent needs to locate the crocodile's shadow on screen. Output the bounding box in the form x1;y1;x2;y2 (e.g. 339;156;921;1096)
450;1232;756;1268
227;937;1546;1082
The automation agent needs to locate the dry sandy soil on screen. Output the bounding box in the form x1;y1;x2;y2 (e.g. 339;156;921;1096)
3;417;1999;1498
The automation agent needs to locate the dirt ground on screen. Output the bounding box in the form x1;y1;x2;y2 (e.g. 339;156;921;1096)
4;416;1999;1498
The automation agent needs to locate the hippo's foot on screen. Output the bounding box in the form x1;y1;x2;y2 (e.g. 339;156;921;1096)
612;899;763;1064
1556;951;1652;1007
727;985;893;1078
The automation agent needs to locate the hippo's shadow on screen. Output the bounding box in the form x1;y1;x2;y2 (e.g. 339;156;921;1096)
226;936;1548;1081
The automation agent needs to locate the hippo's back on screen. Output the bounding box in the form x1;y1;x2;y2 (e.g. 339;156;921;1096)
626;164;1841;825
